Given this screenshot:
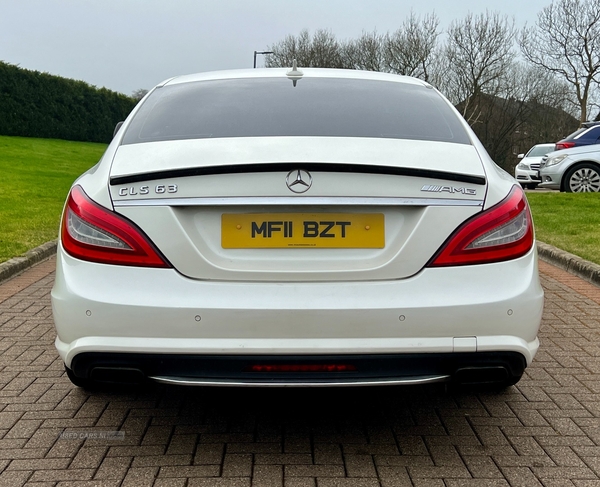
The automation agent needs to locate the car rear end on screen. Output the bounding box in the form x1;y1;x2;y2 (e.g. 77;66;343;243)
51;69;543;388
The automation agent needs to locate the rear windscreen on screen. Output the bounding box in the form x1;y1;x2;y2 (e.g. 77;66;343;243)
122;77;471;145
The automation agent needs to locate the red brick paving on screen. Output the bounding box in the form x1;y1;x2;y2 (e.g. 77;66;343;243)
0;256;598;486
539;261;600;306
0;257;55;304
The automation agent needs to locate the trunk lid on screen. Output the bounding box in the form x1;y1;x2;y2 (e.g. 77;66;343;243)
110;137;487;281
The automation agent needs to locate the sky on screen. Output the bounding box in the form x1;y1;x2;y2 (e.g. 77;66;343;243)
0;0;552;96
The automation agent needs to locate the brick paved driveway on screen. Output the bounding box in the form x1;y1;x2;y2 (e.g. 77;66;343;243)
0;257;599;487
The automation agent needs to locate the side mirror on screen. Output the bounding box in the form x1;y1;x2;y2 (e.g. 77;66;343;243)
113;121;124;138
517;153;524;159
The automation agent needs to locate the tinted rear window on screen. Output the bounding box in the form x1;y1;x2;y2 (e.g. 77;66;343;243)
122;77;471;145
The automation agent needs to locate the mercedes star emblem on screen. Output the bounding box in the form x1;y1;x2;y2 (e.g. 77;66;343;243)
286;169;312;193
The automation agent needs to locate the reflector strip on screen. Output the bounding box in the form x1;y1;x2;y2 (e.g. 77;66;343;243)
247;364;357;373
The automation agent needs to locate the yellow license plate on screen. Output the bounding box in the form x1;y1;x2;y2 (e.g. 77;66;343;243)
221;213;384;248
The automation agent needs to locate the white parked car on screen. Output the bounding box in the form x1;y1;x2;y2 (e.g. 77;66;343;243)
51;67;544;390
514;143;555;189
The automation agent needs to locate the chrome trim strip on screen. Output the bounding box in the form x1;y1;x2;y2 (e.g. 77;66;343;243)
113;196;483;207
148;374;451;387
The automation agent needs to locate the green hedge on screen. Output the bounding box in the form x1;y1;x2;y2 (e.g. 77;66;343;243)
0;61;137;143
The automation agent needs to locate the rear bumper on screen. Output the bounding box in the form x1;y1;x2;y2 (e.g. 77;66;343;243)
52;245;544;385
67;351;527;387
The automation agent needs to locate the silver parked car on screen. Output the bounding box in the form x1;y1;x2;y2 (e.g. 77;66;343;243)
539;145;600;192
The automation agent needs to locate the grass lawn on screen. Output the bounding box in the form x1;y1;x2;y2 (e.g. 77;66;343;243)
0;135;106;263
527;191;600;266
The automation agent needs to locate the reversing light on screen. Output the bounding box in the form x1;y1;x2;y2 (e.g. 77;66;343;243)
61;185;171;268
428;185;533;267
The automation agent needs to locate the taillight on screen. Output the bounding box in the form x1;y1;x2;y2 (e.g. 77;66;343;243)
555;141;575;150
61;185;171;268
428;185;533;267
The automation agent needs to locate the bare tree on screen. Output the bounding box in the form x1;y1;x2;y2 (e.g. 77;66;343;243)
266;29;348;68
131;88;149;101
470;63;576;170
520;0;600;125
265;30;311;68
344;31;387;72
384;11;441;81
266;18;441;78
441;11;517;124
525;68;577;145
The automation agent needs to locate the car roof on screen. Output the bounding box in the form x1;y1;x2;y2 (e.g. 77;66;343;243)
582;121;600;128
158;68;430;89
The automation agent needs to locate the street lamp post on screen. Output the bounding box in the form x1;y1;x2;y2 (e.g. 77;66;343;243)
253;50;274;68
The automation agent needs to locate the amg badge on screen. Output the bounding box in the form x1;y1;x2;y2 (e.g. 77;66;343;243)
421;185;477;195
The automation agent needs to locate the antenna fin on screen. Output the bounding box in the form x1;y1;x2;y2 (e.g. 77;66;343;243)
286;59;304;86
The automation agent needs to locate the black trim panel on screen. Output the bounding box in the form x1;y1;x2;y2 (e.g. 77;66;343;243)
110;163;487;186
70;351;525;386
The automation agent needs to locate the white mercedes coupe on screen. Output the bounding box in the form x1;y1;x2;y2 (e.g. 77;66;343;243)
51;67;544;389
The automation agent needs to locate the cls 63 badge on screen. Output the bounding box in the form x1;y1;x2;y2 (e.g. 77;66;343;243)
118;184;178;197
